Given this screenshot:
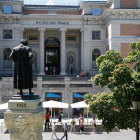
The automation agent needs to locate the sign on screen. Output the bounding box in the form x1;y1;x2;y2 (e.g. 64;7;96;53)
36;21;69;25
17;103;26;107
42;84;65;88
70;84;92;87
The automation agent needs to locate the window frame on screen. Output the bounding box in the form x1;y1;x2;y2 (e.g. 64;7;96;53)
66;35;78;43
92;49;101;68
3;29;12;39
1;28;14;40
48;11;56;15
90;47;102;70
27;34;39;43
4;5;12;14
92;7;101;15
3;48;12;68
0;46;14;71
92;31;101;40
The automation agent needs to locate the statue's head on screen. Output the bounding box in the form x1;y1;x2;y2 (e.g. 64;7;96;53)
20;39;28;46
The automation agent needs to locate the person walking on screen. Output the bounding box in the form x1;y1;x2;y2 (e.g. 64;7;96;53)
77;113;83;132
61;122;68;140
51;122;59;139
91;117;96;133
80;117;84;133
45;112;50;130
70;116;76;133
81;70;85;77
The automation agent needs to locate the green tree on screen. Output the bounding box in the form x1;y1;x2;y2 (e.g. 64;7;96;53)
84;42;140;133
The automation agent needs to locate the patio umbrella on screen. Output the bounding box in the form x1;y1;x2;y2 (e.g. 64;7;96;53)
43;100;69;123
0;103;8;110
70;101;89;124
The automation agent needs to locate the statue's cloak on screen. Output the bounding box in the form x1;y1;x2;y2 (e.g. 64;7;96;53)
9;44;33;89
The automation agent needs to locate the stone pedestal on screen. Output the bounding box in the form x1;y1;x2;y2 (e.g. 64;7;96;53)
4;95;45;140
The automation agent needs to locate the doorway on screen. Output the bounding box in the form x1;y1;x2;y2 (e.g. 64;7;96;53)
45;37;60;75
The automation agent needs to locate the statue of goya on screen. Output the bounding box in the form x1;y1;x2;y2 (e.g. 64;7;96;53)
9;39;34;95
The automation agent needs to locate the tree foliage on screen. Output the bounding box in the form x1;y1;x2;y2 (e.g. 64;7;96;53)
84;42;140;133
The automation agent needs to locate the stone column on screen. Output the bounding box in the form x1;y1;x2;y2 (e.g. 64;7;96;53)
21;28;25;40
80;29;84;71
38;28;46;75
59;28;67;75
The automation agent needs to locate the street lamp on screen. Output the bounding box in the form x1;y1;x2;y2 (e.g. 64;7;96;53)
131;94;140;140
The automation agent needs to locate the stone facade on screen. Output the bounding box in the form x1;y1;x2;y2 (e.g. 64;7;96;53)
0;0;140;117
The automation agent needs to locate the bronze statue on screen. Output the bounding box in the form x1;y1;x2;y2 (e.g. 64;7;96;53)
9;39;33;95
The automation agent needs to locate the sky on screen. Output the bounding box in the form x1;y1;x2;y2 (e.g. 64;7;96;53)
24;0;107;5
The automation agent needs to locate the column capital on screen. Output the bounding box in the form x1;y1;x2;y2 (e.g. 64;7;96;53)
59;28;67;32
21;28;25;31
80;29;84;32
38;28;46;31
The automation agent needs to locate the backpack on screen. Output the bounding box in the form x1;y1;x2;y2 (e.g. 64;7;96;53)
72;119;76;125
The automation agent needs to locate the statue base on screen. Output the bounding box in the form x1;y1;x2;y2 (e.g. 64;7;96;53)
4;95;45;140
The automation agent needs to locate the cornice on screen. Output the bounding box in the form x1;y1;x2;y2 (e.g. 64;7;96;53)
22;14;83;20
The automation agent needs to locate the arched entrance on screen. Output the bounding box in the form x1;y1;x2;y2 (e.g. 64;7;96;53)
44;37;60;75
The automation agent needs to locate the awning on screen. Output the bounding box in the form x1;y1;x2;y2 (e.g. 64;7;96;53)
74;93;83;98
46;93;61;98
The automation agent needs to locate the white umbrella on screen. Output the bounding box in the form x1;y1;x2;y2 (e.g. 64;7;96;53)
70;101;89;108
43;100;68;108
0;103;8;110
70;101;89;124
43;100;69;124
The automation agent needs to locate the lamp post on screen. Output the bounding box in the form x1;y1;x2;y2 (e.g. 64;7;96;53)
131;94;140;140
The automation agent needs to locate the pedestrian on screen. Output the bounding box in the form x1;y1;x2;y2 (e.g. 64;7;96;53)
81;70;85;77
80;117;84;133
50;66;52;75
58;109;62;123
61;122;68;140
53;66;56;75
91;116;96;133
76;74;79;80
45;65;48;75
70;116;76;133
71;66;73;74
51;122;59;139
77;113;83;132
45;112;50;130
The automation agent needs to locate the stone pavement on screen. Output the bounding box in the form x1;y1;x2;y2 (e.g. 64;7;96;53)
0;118;137;140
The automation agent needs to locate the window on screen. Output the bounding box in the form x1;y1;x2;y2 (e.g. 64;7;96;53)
67;37;76;41
66;35;77;43
3;48;12;68
92;49;101;67
48;12;56;15
3;30;12;39
92;8;100;15
4;6;12;14
92;31;100;40
29;36;38;41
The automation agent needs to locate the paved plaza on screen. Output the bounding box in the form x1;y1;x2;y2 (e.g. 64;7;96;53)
0;118;137;140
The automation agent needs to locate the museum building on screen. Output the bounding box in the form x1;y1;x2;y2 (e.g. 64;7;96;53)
0;0;140;116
